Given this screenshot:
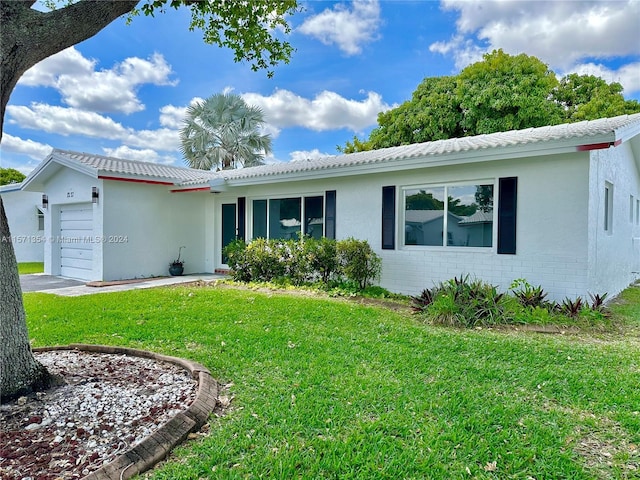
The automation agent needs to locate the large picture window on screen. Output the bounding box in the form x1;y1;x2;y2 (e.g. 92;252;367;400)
253;195;324;240
404;183;494;248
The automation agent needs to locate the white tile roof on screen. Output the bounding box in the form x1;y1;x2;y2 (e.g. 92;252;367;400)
51;149;216;184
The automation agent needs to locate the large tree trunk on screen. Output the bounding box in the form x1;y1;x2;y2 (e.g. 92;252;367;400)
0;196;54;402
0;0;139;403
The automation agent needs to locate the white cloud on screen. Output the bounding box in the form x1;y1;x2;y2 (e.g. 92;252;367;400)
298;0;381;55
101;146;178;165
431;0;640;94
429;35;485;70
241;89;392;132
7;103;129;139
289;149;333;162
6;103;180;152
0;133;52;161
159;97;205;129
19;47;95;86
159;104;188;129
18;47;177;114
122;128;180;152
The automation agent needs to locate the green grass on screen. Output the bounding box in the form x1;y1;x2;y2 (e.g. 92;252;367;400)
24;285;640;479
18;262;44;274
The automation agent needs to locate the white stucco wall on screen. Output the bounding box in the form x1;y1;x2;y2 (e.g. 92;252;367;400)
0;186;45;262
212;152;592;300
587;139;640;298
101;180;210;281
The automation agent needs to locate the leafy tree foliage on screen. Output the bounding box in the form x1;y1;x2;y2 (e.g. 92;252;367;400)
552;73;640;121
0;167;26;186
341;50;640;152
180;93;272;170
457;50;564;134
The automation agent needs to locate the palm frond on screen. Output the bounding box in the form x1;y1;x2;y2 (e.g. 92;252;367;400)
179;92;273;170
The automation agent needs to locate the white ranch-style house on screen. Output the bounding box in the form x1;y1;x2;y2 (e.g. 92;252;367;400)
6;113;640;300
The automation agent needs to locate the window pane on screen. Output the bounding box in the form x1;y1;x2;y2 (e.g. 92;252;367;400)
269;198;301;240
304;196;324;239
37;208;45;231
449;185;494;247
405;187;445;246
252;200;267;239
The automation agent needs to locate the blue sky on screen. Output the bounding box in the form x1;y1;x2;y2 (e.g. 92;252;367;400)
2;0;639;175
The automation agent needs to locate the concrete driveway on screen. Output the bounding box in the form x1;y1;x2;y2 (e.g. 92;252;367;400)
20;274;85;293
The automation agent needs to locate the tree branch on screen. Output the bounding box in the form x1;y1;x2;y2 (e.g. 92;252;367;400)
0;0;140;138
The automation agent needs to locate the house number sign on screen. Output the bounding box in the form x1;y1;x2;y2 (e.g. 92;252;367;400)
67;190;74;198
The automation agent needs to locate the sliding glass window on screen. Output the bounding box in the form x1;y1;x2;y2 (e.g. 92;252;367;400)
403;183;494;248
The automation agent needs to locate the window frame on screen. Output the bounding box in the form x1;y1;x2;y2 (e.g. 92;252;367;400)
400;179;496;250
249;192;327;240
36;207;45;231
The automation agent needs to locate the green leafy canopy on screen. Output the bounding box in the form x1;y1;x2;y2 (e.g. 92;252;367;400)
134;0;300;78
341;49;640;153
0;167;26;186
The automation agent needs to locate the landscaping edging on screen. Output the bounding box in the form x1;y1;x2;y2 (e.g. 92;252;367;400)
33;344;218;480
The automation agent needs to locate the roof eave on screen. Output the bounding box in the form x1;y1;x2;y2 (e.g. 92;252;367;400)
96;171;180;186
223;135;615;187
22;150;98;191
0;182;24;193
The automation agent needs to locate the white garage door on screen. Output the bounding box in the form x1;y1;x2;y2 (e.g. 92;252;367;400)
60;204;93;280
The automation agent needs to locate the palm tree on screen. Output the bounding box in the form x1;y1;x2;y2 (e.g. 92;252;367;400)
180;93;272;170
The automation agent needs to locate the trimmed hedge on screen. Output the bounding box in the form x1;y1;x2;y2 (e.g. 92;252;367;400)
223;237;381;290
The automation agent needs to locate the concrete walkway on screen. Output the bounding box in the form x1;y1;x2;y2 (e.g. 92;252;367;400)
20;273;226;297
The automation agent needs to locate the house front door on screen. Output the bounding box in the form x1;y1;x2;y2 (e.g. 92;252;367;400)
221;203;236;264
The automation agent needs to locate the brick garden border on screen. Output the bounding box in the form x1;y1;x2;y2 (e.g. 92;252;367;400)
33;344;218;480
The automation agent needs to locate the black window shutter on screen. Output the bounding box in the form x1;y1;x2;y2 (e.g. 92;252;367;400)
325;190;336;239
237;197;246;241
382;186;396;250
497;177;517;254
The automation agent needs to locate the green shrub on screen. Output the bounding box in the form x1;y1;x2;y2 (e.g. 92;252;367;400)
223;240;250;282
305;237;340;284
510;278;549;309
411;287;437;314
422;275;511;327
224;236;382;291
336;238;381;289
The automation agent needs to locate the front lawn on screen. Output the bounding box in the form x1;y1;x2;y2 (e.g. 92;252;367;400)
24;285;640;479
18;262;44;274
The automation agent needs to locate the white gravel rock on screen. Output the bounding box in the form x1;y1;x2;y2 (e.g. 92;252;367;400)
0;349;198;480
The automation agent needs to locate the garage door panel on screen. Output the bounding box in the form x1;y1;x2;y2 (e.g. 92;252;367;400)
59;203;93;281
60;208;92;220
59;227;93;238
60;265;92;280
61;246;92;258
60;221;92;232
61;256;92;269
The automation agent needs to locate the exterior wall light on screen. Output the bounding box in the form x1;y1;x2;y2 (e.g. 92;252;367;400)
92;186;99;204
42;194;48;209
